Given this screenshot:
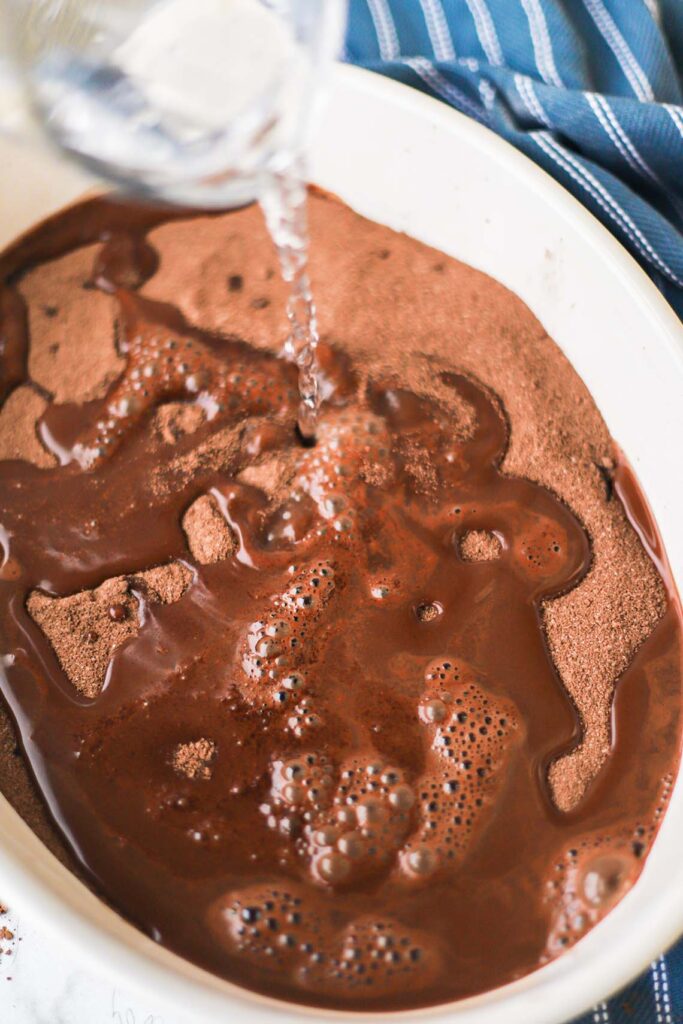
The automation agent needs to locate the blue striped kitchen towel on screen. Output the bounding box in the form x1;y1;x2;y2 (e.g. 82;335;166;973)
345;0;683;321
346;3;683;1022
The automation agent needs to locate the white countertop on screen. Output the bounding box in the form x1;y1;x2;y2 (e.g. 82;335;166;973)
0;904;195;1024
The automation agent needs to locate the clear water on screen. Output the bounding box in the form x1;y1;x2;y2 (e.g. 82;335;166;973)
27;0;301;207
260;157;321;442
18;0;332;440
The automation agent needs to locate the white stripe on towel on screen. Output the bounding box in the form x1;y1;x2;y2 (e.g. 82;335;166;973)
366;0;401;60
581;0;654;101
464;0;504;67
519;0;564;87
419;0;456;61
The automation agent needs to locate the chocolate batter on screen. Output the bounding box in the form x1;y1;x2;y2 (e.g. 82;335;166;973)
0;192;680;1010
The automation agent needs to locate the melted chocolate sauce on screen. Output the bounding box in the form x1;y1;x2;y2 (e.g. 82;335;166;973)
0;199;680;1011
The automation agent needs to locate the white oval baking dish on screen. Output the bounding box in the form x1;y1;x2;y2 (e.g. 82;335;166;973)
0;64;681;1024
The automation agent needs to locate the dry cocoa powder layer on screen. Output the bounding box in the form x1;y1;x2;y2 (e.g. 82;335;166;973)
0;384;55;468
18;244;123;404
27;562;193;698
140;195;665;808
0;192;666;820
0;191;679;1014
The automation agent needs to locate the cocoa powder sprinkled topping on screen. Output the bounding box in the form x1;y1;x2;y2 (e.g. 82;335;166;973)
173;739;216;780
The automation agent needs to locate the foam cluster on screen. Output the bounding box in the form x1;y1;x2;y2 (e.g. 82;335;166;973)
511;515;570;585
543;828;649;955
209;883;322;971
258;658;520;889
303;915;441;997
286;407;391;539
286;696;324;739
262;752;415;887
209;884;441;999
71;292;296;467
399;658;519;880
266;751;336;827
239;561;336;708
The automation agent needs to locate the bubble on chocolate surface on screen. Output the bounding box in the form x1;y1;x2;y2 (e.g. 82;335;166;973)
281;672;304;692
368;574;405;604
302;915;442;997
399;663;519;879
314;755;415;887
543;833;644;955
67;291;297;467
268;753;335;814
581;855;629;907
239;561;336;707
423;658;467;688
286;697;325;737
208;883;324;970
418;697;448;725
210;888;440;999
511;516;570;586
279;562;336;614
264;751;415;888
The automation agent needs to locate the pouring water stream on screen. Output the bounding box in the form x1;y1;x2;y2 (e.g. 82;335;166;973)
0;0;345;443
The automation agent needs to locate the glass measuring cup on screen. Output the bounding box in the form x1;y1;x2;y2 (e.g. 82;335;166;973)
0;0;346;207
